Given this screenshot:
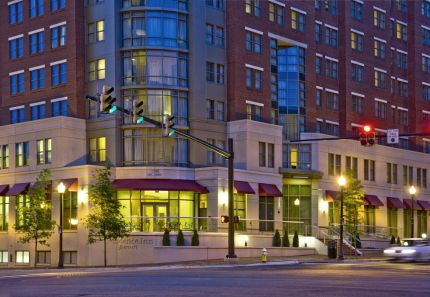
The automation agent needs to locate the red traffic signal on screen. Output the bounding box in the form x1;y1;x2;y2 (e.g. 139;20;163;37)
359;125;376;146
221;215;229;223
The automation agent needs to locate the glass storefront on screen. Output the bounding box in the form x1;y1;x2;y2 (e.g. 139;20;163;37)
0;196;9;231
417;210;427;237
283;184;311;235
387;208;398;236
234;193;246;231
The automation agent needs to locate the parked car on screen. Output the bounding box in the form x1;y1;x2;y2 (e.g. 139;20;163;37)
383;238;430;261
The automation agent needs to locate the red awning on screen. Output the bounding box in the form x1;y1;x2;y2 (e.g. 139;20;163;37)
403;199;422;210
113;179;209;193
418;200;430;210
363;195;384;206
0;185;9;196
325;190;340;202
387;197;404;208
234;181;255;194
60;179;78;192
259;183;282;197
6;183;30;196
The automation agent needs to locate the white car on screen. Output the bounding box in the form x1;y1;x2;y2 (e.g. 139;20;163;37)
383;238;430;261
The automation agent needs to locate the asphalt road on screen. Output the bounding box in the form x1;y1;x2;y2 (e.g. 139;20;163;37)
1;261;430;297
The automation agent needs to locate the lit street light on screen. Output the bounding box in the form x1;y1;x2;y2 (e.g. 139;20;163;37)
337;175;346;260
57;182;66;269
409;185;416;238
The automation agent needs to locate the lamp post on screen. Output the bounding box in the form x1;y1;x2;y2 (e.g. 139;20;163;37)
409;185;416;238
57;182;65;269
337;175;346;260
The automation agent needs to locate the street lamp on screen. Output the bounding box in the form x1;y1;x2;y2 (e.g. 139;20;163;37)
57;182;66;269
409;185;417;238
337;175;346;260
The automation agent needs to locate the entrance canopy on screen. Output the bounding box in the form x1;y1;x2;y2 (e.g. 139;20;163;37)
418;200;430;210
6;183;29;196
0;185;9;196
403;198;422;210
258;183;282;197
234;181;255;194
363;195;384;206
113;179;208;193
387;197;404;208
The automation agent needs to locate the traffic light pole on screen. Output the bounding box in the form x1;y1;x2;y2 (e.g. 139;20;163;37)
289;132;430;143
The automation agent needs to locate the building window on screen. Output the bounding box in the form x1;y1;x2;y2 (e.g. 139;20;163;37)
352;95;363;114
37;138;52;165
30;31;44;55
51;62;67;86
396;51;408;70
398;81;408;98
16;251;30;264
325;59;338;79
0;197;9;232
245;30;262;53
326;91;338;111
206;24;223;47
10;72;24;95
214;26;224;47
351;0;363;20
10;108;25;124
352;63;364;83
267;143;274;168
364;159;375;181
89;59;106;81
89;137;106;163
206;0;224;9
216;101;224;121
351;31;363;52
375;100;387;119
36;251;51;264
15;142;30;167
0;251;8;263
316;89;322;108
246;68;262;90
9;37;23;60
30;0;44;18
245;0;260;16
291;10;304;31
216;64;224;84
328;153;341;176
30;68;45;91
51;24;67;48
316;56;322;74
423;27;430;46
396;22;407;41
345;156;358;178
397;109;408;126
374;9;385;29
259;142;266;167
423;0;430;18
374;70;386;88
422;55;430;73
374;39;386;59
88;20;104;43
315;23;322;43
395;0;407;13
63;251;77;265
387;163;398;184
51;0;66;11
326;122;339;136
207;99;215;120
52;99;67;117
63;192;78;230
9;1;23;25
0;145;9;170
325;27;337;47
246;103;262;121
423;85;430;101
269;3;284;25
206;62;224;84
31;104;45;121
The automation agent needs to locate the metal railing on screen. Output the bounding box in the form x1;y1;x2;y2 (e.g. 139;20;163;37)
330;223;400;239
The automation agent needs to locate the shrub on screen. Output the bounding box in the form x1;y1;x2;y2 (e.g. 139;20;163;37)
355;233;361;248
282;230;290;247
162;229;170;246
273;229;281;247
292;231;299;247
396;236;401;245
176;229;185;246
191;229;199;246
390;235;396;244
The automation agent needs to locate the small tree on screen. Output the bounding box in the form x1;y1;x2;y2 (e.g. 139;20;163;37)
85;165;128;267
191;229;199;246
390;235;396;244
396;236;401;245
273;229;281;247
15;169;55;268
292;231;299;247
282;230;290;247
162;229;170;246
343;172;365;235
176;229;185;246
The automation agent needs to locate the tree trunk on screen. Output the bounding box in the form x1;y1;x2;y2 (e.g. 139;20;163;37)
34;238;38;268
104;237;107;267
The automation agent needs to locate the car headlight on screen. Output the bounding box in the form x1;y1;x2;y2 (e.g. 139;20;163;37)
401;250;416;254
384;250;395;254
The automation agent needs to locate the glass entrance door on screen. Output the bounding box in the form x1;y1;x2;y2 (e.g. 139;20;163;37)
142;203;168;232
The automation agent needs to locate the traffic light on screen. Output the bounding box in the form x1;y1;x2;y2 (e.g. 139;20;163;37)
133;100;144;124
162;114;175;137
221;215;229;223
359;125;376;146
233;215;240;224
99;85;116;113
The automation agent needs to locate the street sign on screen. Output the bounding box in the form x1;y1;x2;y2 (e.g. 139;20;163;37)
387;129;399;144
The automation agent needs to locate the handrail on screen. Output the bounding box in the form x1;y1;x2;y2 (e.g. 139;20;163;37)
326;225;363;256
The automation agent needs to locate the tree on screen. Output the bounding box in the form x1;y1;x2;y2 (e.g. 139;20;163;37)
273;229;281;247
282;230;290;247
191;229;199;246
15;169;55;268
342;172;365;235
176;229;185;246
162;229;170;246
292;231;299;247
85;166;128;267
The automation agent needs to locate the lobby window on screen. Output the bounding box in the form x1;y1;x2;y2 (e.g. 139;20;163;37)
316;88;322;108
37;138;52;165
30;31;45;54
423;84;430;101
325;27;338;47
352;94;364;114
374;9;385;29
52;99;67;117
36;251;51;265
325;59;338;79
51;0;66;11
245;0;260;17
51;62;67;86
245;67;262;90
63;192;78;230
374;39;386;59
9;37;23;60
386;163;398;184
246;103;262;121
315;23;322;43
30;68;45;91
375;100;387;119
351;0;363;20
9;1;23;24
397;109;408;126
258;142;266;167
0;197;9;231
423;27;430;46
89;137;106;163
396;22;407;41
291;10;305;32
88;59;106;81
345;156;358;179
364;159;375;181
0;145;9;169
88;20;104;43
351;63;364;83
51;24;67;48
316;56;322;74
16;142;30;167
328;153;341;176
423;0;430;18
206;0;224;10
374;69;386;89
15;251;30;264
270;3;284;25
351;31;363;52
63;251;77;265
30;0;44;18
16;195;29;228
245;30;262;53
10;108;25;124
398;81;408;98
326;91;338;111
31;103;45;121
422;55;430;73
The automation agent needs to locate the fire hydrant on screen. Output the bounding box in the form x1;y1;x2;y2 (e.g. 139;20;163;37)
261;248;268;263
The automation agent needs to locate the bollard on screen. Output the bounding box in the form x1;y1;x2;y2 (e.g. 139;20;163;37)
261;248;268;263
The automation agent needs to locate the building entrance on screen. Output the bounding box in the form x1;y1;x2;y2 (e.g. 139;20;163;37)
142;203;168;232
